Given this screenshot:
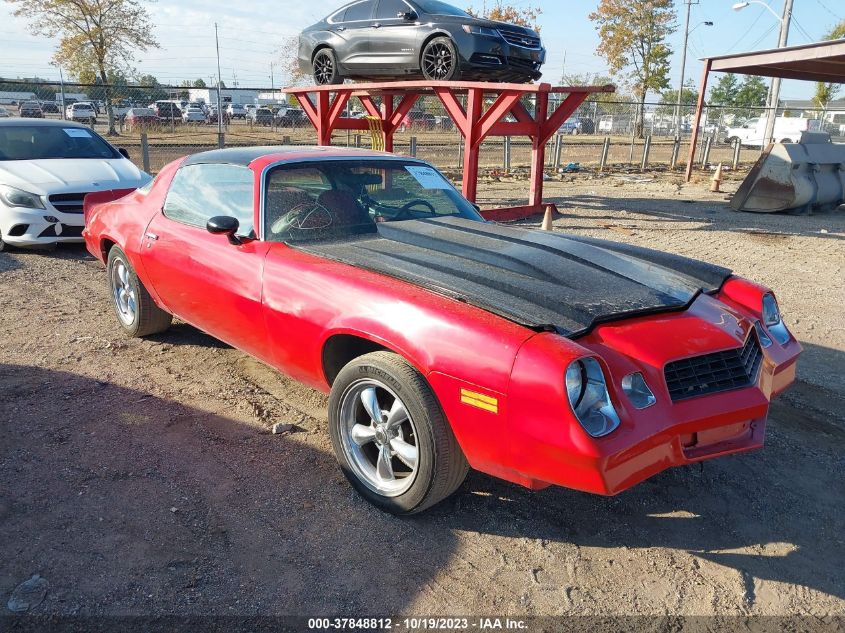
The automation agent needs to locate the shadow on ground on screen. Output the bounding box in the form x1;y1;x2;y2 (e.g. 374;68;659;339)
2;353;843;614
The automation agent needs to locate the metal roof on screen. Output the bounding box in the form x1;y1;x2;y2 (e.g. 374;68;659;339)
705;39;845;84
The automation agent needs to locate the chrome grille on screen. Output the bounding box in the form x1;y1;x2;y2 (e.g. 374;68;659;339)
49;193;89;214
664;334;763;402
498;29;541;49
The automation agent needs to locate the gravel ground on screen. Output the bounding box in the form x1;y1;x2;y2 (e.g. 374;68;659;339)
1;174;843;619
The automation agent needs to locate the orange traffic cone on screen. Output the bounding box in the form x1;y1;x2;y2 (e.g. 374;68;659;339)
541;205;554;231
710;163;723;192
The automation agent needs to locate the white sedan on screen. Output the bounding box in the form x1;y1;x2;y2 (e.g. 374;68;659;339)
0;119;151;251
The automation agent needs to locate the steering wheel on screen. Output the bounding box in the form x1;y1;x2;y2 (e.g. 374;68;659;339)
394;199;436;219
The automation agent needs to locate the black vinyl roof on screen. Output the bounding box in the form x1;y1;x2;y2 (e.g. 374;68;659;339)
183;145;380;167
0;119;89;128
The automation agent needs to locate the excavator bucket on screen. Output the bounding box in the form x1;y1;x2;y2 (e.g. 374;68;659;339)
731;132;845;213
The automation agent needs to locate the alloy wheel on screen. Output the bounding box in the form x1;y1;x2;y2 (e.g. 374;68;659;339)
338;378;419;496
111;259;137;326
314;52;335;85
422;43;454;80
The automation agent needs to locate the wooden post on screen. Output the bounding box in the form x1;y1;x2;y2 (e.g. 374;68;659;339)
670;136;681;170
641;135;652;171
732;138;741;170
140;132;150;173
599;137;610;172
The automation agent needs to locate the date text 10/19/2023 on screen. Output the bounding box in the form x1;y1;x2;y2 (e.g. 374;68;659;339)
308;618;529;630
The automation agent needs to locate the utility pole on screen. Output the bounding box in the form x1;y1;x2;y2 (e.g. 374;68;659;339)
215;22;223;139
58;66;66;120
674;0;693;135
270;61;274;101
762;0;792;146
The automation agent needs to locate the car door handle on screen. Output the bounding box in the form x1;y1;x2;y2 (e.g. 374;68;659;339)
335;26;346;31
145;232;159;240
373;23;381;28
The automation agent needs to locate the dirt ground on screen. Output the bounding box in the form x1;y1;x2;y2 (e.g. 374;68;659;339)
1;173;844;619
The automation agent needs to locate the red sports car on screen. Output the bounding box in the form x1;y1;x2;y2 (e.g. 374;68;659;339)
83;147;801;514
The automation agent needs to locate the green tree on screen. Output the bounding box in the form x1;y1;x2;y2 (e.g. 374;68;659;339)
465;1;542;31
656;85;696;116
6;0;159;135
812;21;845;113
193;78;207;88
589;0;676;137
709;73;740;106
735;76;768;108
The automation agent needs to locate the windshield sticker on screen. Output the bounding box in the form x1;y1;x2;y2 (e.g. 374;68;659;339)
405;165;450;190
63;128;92;138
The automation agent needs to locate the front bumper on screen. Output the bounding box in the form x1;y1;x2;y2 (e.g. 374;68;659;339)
455;292;802;495
454;32;545;81
0;204;85;246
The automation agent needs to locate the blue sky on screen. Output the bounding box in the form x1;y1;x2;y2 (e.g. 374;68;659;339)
0;0;842;100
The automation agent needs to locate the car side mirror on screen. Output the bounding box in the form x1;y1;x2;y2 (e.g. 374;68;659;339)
206;215;242;245
398;10;417;20
117;147;130;160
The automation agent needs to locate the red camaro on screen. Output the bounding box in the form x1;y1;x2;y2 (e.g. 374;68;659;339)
83;147;801;514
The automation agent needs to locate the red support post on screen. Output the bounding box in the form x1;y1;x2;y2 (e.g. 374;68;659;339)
461;87;484;202
529;90;549;209
685;59;712;182
380;95;395;153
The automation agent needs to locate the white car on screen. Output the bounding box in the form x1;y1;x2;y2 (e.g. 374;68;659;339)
0;119;151;251
724;116;821;147
182;106;207;124
66;102;97;124
226;103;247;119
0;106;10;118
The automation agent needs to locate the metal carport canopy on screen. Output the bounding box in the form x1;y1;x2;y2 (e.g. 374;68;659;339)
685;39;845;181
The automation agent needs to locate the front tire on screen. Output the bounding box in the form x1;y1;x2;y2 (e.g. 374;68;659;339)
328;351;468;514
107;246;172;337
313;48;342;85
421;37;461;81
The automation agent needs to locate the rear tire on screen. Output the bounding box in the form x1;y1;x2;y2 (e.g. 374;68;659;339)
421;37;461;81
313;49;342;85
107;246;172;337
328;351;468;515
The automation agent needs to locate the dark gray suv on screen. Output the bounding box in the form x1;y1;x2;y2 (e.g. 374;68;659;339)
298;0;545;84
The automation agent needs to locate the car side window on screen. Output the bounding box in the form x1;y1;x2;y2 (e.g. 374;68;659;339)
163;163;254;235
344;0;375;21
375;0;408;19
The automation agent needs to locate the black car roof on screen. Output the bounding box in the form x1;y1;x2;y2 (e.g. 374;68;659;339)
183;145;385;167
0;119;89;128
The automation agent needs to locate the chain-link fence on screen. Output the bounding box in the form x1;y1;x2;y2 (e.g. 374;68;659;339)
3;78;842;176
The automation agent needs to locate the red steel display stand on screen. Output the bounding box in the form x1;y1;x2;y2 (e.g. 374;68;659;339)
285;80;614;221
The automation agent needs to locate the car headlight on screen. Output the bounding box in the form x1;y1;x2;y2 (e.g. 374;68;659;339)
462;24;499;36
564;358;620;438
761;293;791;345
0;185;45;209
621;372;656;409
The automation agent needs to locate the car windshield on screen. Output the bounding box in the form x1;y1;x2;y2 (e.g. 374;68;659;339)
413;0;471;17
0;125;120;160
264;159;483;243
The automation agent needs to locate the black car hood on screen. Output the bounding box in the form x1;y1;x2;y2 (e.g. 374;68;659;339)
297;217;731;337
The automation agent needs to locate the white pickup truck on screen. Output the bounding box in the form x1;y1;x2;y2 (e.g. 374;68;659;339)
724;116;820;147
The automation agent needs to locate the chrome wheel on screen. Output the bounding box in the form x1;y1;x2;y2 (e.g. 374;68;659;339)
339;379;419;497
314;51;335;85
111;258;136;326
422;42;454;80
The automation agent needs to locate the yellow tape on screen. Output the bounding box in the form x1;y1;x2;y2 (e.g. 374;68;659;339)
460;389;499;414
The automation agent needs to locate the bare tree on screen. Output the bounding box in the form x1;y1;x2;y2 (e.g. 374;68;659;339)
465;1;542;31
6;0;158;135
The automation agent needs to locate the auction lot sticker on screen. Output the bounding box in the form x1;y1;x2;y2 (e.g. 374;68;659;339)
405;165;450;189
63;128;92;137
